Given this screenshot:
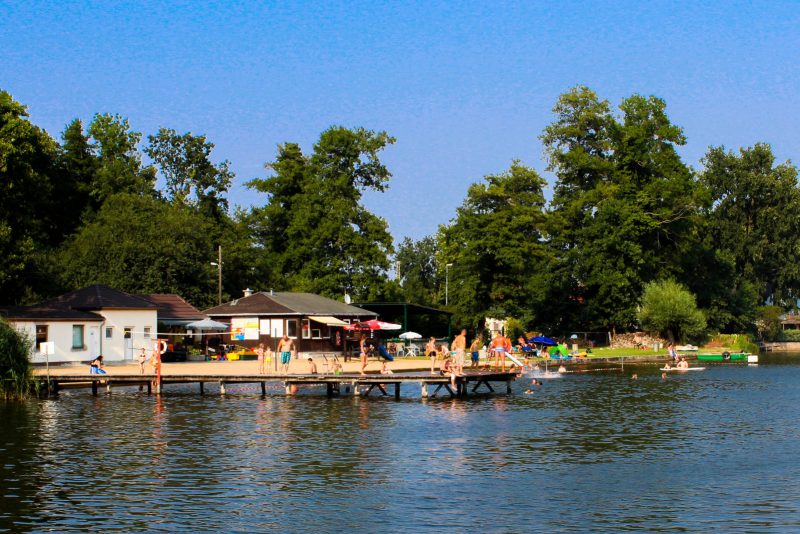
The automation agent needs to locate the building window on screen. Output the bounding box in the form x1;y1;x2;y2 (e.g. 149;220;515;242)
286;319;298;339
72;325;84;349
36;325;48;346
144;327;151;339
124;327;132;339
301;319;311;339
105;327;113;339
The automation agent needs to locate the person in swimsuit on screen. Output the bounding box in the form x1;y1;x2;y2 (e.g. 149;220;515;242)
359;334;368;375
469;335;482;369
257;343;266;374
89;355;107;374
426;336;437;374
453;329;467;375
277;335;293;374
138;349;146;374
490;332;510;370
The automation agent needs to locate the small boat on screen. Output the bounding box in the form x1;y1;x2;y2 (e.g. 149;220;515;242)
696;352;749;362
660;366;706;372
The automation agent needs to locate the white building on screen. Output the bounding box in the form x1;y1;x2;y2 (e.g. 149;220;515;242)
3;285;158;364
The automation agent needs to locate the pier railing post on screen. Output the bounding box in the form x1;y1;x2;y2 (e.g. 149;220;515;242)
421;382;428;398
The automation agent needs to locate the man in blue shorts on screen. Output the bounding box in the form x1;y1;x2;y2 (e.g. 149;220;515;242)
278;334;294;373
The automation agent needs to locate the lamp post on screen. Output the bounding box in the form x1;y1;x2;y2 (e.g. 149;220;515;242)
210;245;222;305
445;263;453;306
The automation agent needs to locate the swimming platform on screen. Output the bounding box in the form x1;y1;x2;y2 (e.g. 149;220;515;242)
36;370;519;399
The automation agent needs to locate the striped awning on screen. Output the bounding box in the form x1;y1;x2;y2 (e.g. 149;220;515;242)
309;316;348;326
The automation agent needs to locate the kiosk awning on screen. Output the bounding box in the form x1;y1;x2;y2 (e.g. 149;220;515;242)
309;316;348;326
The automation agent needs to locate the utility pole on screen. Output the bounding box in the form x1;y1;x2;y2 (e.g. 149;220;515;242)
210;245;222;305
445;263;453;305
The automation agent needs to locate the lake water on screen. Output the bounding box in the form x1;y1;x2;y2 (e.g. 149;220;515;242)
3;354;800;532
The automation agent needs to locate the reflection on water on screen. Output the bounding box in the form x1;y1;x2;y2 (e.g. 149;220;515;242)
2;355;800;532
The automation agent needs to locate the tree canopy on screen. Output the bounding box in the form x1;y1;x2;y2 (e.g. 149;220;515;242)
2;85;800;342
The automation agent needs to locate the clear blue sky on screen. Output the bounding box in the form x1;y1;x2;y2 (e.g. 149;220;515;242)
3;1;799;242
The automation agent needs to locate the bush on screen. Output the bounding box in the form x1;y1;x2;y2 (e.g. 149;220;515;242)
709;333;759;353
780;330;800;342
638;280;706;342
0;319;34;399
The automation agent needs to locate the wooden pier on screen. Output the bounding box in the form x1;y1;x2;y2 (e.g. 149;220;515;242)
37;370;518;399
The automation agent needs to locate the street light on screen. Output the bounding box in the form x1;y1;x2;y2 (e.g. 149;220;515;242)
445;263;453;305
210;245;222;305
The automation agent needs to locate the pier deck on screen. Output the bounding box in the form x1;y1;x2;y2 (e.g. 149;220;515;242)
37;370;518;399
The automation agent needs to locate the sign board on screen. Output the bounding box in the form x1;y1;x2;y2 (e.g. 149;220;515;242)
231;317;260;341
40;341;55;355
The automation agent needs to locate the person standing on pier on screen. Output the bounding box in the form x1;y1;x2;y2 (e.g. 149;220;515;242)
453;329;467;375
359;334;368;375
256;343;266;374
426;336;437;374
278;335;293;374
138;348;147;374
490;332;511;370
469;334;482;369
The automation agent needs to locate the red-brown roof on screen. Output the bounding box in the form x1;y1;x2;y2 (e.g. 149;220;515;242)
139;294;204;321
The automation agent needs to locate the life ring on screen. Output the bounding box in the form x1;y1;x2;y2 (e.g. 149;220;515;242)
722;351;731;360
156;340;168;354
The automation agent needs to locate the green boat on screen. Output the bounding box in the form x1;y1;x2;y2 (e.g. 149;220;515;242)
696;352;749;362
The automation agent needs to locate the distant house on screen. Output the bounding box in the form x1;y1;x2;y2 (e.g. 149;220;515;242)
3;285;158;364
203;291;377;353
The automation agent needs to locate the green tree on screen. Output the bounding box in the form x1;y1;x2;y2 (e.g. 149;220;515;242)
700;144;800;307
248;127;396;300
541;87;700;333
0;90;60;304
438;161;550;329
145;128;234;221
395;236;440;306
638;279;706;342
57;193;217;308
0;319;33;399
54;119;97;235
87;113;156;207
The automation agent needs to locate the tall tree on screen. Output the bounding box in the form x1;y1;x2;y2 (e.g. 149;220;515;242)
395;236;440;306
57;193;217;308
541;87;700;333
145;128;233;221
0;90;59;304
248;127;396;300
438;161;550;329
54;119;97;235
700;144;800;308
87;113;156;207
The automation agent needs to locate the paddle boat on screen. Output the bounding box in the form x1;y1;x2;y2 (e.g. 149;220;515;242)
696;351;750;362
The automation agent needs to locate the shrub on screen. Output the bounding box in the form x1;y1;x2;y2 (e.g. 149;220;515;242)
781;330;800;342
0;319;33;399
638;280;706;342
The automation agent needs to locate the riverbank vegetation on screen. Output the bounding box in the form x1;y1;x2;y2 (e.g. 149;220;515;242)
2;86;799;343
0;319;34;399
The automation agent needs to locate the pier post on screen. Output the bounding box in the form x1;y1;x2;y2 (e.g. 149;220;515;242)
327;382;334;397
394;383;400;400
147;381;151;395
199;382;204;395
421;382;428;398
106;382;112;394
261;382;266;395
506;378;512;395
220;382;226;395
91;380;98;396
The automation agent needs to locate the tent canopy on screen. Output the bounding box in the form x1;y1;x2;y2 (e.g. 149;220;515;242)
186;318;229;330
